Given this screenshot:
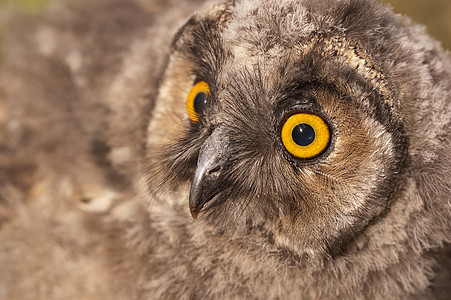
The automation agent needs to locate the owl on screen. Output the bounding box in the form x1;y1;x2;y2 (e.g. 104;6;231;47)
0;0;449;299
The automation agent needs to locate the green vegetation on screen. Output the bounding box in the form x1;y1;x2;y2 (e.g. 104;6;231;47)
0;0;49;13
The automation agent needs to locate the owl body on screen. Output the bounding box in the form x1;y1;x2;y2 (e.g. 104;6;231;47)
0;0;450;299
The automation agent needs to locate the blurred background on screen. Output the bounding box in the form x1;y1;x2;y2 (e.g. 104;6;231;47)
383;0;451;50
0;0;450;50
0;0;48;13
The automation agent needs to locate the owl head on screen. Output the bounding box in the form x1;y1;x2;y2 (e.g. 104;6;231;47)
143;0;445;258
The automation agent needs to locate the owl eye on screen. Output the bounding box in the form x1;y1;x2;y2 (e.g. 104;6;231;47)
186;81;210;123
281;113;330;159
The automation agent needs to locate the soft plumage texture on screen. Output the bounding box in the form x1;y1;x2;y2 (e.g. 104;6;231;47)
0;0;449;299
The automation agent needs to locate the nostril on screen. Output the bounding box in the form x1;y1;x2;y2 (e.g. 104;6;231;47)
207;165;222;175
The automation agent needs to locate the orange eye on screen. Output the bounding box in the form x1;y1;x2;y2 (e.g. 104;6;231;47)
186;81;210;123
281;113;330;159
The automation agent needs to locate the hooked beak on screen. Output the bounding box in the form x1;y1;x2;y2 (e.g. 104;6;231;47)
189;127;230;219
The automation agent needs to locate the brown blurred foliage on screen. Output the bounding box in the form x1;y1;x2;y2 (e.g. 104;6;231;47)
385;0;451;50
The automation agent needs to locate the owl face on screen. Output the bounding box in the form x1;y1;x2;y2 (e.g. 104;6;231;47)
145;0;407;256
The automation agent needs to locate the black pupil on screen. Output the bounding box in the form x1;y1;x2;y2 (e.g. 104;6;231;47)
194;92;207;114
292;123;315;146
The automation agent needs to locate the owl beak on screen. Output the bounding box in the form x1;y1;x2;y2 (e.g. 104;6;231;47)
189;127;230;219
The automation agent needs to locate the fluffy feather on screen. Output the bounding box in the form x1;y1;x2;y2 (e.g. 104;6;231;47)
0;0;449;299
